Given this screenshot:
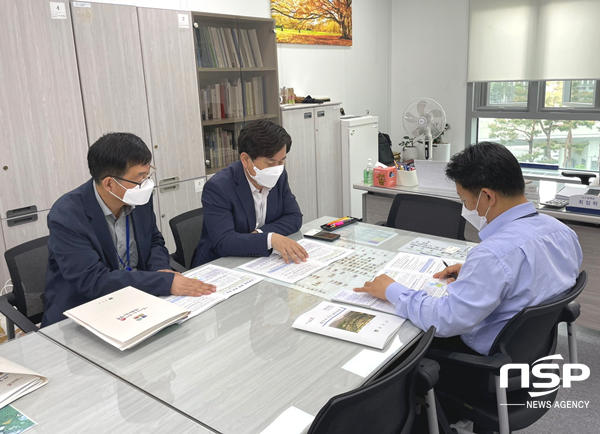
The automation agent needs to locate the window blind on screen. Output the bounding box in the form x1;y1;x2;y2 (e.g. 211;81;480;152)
468;0;600;82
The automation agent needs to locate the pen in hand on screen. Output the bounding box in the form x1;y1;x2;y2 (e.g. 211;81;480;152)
441;260;458;280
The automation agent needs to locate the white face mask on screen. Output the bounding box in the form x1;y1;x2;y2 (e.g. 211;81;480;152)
461;191;491;231
110;177;155;206
248;163;284;189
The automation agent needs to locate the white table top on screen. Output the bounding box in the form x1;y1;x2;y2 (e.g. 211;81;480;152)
39;218;435;434
353;179;600;225
0;333;212;433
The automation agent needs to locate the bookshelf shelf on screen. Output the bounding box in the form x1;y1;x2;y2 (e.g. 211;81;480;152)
192;12;280;174
202;113;279;126
197;67;277;73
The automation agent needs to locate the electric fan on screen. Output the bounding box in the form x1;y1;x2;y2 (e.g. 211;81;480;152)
403;98;446;160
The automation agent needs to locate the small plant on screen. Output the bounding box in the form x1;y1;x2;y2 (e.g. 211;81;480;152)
399;136;419;148
433;123;451;144
400;123;451;148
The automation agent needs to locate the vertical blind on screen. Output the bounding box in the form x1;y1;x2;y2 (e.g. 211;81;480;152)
468;0;600;82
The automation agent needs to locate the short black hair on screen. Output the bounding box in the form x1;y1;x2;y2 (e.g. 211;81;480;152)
238;120;292;160
88;132;152;184
445;141;525;197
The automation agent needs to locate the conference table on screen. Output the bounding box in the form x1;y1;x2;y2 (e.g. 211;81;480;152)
0;333;211;433
38;217;474;433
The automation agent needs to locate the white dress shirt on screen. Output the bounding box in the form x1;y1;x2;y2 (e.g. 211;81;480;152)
245;175;273;249
385;202;582;355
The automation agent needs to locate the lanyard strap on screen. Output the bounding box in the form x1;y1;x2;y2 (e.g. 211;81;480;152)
516;211;539;220
117;215;132;271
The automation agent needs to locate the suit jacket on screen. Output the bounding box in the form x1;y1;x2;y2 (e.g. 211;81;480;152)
42;179;174;326
192;160;302;267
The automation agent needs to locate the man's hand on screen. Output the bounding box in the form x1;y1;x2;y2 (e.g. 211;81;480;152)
433;263;462;283
354;274;396;300
271;233;309;264
169;274;216;296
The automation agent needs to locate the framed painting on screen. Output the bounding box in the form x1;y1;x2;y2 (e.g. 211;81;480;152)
271;0;352;46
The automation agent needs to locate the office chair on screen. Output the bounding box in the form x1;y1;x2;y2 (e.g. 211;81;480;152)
382;194;466;241
168;207;204;271
427;270;587;434
1;236;50;339
307;327;442;434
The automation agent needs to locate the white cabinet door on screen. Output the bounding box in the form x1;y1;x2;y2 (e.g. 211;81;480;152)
137;8;205;184
155;178;205;253
282;109;318;222
0;0;89;217
70;2;152;149
315;105;342;218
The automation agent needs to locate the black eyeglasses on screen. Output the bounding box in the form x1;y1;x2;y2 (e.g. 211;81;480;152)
108;165;156;189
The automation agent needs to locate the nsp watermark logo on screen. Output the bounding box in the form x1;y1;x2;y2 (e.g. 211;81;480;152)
499;354;590;408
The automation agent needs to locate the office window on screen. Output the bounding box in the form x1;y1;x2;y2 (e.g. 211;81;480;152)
486;82;529;107
468;80;600;171
544;80;596;108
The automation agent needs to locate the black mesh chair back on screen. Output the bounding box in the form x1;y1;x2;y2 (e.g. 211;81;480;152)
432;271;587;433
307;327;436;434
490;270;587;366
169;208;204;269
4;235;49;326
385;194;466;240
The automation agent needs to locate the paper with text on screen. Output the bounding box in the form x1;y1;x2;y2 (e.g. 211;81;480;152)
239;239;354;283
163;264;263;320
0;358;48;409
293;301;405;349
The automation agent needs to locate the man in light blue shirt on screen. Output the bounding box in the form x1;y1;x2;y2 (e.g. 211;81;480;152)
355;142;582;356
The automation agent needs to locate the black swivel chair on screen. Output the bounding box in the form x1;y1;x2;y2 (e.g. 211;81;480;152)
0;236;50;339
307;327;439;434
168;207;204;271
382;194;466;241
427;271;587;434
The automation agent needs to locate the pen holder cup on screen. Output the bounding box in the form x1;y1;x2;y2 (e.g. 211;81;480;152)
397;170;418;187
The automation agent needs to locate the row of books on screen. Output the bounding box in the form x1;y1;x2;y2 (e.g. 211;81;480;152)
204;126;243;169
194;25;263;69
200;77;266;121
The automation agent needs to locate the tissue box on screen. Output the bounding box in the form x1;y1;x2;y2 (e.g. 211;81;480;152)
373;166;397;188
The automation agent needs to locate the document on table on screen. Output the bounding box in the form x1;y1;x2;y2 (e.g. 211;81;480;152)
332;252;459;313
238;239;354;283
398;237;473;262
335;224;398;246
0;358;48;409
292;244;397;300
162;264;263;320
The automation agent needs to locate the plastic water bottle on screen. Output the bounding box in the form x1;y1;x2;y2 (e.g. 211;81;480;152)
363;158;373;186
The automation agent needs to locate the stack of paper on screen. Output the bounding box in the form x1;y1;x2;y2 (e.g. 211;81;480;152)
293;301;405;349
64;286;190;351
239;239;354;283
0;357;48;408
333;252;458;313
556;184;589;200
163;264;263;320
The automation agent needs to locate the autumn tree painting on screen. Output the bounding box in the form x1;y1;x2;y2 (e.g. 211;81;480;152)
271;0;352;46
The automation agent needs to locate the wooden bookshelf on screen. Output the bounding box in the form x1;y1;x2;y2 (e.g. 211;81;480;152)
192;12;280;174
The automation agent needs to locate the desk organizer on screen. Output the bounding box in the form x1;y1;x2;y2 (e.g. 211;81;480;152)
397;170;418;187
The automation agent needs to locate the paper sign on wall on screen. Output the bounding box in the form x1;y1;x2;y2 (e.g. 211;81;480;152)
49;2;67;19
178;13;190;28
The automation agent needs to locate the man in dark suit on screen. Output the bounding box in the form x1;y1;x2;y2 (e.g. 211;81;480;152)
192;120;307;267
42;132;215;326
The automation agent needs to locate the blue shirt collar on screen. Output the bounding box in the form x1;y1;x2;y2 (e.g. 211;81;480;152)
479;202;537;241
